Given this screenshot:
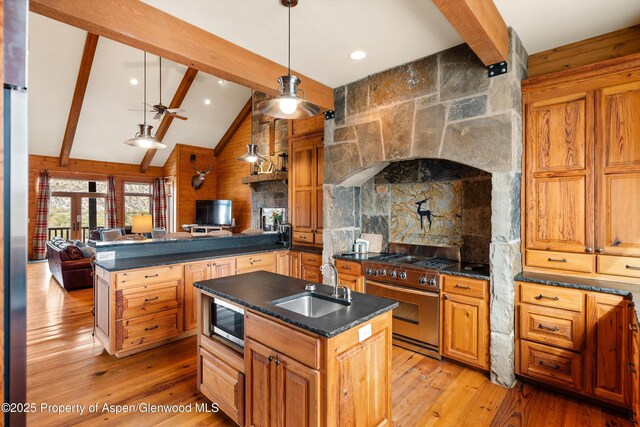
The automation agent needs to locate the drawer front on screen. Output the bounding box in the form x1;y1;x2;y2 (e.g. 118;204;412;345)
293;231;314;244
116;309;181;351
519;282;584;312
442;275;488;299
301;252;322;267
245;311;320;369
597;255;640;279
338;273;361;293
526;249;594;273
520;340;583;392
200;347;244;425
302;265;322;283
519;304;584;351
115;281;181;320
335;259;361;276
236;253;277;272
116;265;182;288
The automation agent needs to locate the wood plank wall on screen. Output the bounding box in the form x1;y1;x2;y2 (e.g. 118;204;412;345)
216;115;253;231
28;155;164;259
162;144;217;229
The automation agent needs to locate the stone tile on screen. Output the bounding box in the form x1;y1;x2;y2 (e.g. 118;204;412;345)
323;142;362;185
489;77;520;113
463;177;492;209
441;114;512;173
360;179;376;215
346;78;369;117
362;215;390;252
413;103;446;158
439;44;490;101
380;101;415;161
354;121;384;166
324;186;356;229
490;331;516;387
461;234;491;264
369;55;438;107
416;93;440;109
447;96;487;121
324;228;357;258
462;208;492;237
419;159;489;182
333;86;346;127
334;126;356;142
375;160;420;184
354;187;361;228
491;172;521;242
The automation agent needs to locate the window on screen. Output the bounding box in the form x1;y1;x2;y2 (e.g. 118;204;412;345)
124;182;152;226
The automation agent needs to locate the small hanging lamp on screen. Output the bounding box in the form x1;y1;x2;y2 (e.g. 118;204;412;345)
257;0;320;119
124;51;166;149
237;144;267;163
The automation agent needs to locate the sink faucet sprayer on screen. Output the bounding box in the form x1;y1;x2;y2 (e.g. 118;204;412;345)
321;261;351;302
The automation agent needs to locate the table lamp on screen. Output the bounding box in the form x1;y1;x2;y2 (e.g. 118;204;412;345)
132;214;153;236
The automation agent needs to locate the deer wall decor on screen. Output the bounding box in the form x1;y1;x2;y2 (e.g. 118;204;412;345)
190;154;213;190
415;198;433;230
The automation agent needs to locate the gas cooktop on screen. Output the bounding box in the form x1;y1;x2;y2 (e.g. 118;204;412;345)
364;253;457;270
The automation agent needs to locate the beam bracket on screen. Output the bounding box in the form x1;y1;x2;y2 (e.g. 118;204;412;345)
487;61;508;78
323;110;335;120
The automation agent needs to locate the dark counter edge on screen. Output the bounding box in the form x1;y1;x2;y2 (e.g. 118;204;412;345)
515;271;640;320
193;282;398;338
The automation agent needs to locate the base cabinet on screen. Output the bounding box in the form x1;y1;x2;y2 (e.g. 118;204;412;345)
335;260;364;293
199;347;245;425
184;257;235;331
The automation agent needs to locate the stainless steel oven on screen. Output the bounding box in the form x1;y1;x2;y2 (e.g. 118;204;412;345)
210;298;245;347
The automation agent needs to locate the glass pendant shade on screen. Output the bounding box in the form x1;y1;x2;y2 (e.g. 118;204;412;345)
123;123;167;149
258;75;320;119
237;144;266;163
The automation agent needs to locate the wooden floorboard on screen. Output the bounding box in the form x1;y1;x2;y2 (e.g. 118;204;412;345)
25;262;633;426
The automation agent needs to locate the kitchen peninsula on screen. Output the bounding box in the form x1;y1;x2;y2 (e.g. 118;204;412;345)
193;271;398;426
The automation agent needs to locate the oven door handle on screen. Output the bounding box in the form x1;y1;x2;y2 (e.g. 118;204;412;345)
366;280;439;297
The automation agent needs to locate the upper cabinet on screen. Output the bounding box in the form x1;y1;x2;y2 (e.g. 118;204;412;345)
523;62;640;279
289;116;324;248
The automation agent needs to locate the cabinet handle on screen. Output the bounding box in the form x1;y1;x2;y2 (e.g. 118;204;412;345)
547;257;567;263
538;360;560;370
596;248;604;253
144;296;159;303
630;323;639;332
144;274;159;278
252;259;262;263
343;266;351;270
534;294;560;301
275;359;281;366
144;325;159;331
212;263;216;266
455;284;472;290
443;294;449;300
629;363;637;374
585;247;593;253
538;323;560;332
268;355;274;363
625;265;640;271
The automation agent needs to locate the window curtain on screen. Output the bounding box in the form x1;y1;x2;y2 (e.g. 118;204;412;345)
32;171;51;260
106;176;118;228
152;178;167;229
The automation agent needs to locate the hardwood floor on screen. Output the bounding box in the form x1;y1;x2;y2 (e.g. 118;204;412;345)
26;262;632;426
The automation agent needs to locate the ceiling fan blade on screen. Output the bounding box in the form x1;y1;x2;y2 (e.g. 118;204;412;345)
153;112;163;120
166;108;185;113
165;112;188;121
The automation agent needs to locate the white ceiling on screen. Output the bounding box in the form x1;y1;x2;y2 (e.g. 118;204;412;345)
28;1;640;167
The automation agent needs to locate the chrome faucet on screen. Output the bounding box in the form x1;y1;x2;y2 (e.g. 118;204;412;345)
321;262;351;302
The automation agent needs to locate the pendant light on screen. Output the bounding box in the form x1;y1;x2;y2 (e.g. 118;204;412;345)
124;51;166;149
257;0;320;119
237;144;267;163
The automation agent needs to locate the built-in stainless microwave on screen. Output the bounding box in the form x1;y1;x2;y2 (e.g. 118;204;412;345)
210;298;244;347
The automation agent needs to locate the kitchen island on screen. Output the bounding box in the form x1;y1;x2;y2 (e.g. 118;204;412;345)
194;271;398;426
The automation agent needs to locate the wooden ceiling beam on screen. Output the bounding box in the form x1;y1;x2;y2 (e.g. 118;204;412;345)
213;97;252;157
139;67;198;173
29;0;334;111
432;0;508;66
59;32;98;167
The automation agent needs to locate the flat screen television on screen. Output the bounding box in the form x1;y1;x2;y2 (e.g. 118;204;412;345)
195;200;232;226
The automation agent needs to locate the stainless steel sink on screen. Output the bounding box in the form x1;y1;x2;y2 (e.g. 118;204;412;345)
273;293;349;318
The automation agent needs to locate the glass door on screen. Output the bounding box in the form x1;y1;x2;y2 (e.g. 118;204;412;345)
47;196;73;240
81;196;106;242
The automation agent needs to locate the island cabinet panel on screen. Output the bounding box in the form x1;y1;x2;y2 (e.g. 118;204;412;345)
277;352;320;427
246;338;276;427
199;347;244;426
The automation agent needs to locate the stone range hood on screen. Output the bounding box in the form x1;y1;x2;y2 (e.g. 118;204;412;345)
322;30;527;387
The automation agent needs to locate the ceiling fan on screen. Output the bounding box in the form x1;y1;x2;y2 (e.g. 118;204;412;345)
130;56;189;121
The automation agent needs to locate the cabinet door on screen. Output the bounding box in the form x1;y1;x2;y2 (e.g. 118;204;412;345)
276;352;320;427
337;273;363;293
596;82;640;256
276;251;290;276
212;257;236;278
200;347;245;425
184;261;211;331
291;139;315;235
585;293;629;406
629;303;639;419
441;292;489;370
524;93;594;253
245;338;276;427
314;142;324;245
290;252;301;279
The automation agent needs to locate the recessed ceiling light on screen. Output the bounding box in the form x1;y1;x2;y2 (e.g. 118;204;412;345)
130;78;139;85
204;99;211;105
218;79;225;85
349;50;366;60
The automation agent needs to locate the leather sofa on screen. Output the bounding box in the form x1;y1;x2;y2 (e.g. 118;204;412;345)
46;238;93;290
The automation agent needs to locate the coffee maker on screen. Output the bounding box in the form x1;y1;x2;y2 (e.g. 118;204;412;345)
277;224;292;247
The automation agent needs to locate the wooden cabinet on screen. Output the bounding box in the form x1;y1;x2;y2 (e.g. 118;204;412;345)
290;134;323;247
335;259;364;293
289;251;301;279
237;253;277;274
516;281;637;411
300;252;322;283
276;251;289;276
440;275;489;370
184;257;235;331
523;68;640;280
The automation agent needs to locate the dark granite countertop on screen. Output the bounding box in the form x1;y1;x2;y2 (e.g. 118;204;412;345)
89;232;279;248
289;245;323;255
333;252;384;262
195;271;398;338
96;244;287;271
515;271;640;320
442;263;490;280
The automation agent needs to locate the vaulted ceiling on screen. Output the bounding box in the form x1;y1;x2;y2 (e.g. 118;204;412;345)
28;0;640;167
